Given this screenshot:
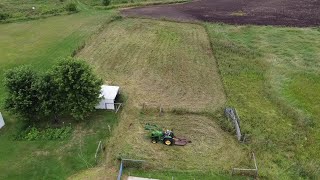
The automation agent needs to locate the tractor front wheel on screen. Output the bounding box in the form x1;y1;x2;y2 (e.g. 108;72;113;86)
151;138;158;144
164;138;174;146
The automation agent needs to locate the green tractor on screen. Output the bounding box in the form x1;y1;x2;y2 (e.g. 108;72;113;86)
145;123;190;146
151;129;175;146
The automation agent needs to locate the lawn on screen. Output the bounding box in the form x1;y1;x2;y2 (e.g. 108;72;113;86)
0;10;120;179
206;24;320;178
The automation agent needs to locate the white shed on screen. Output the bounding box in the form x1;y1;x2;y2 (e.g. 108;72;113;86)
95;85;120;110
0;112;5;129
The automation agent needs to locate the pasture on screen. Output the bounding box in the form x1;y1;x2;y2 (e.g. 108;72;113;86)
0;10;120;179
206;24;320;178
0;0;319;179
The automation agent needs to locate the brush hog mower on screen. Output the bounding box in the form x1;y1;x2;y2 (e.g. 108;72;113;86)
145;123;191;146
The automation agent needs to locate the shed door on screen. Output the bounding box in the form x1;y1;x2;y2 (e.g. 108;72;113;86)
106;99;115;110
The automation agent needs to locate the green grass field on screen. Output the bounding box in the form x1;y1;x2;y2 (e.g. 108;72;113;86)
206;24;320;178
0;10;120;179
1;0;320;179
0;0;187;22
0;0;72;22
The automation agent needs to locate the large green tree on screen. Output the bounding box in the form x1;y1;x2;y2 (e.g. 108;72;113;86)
35;73;62;122
4;57;102;121
51;57;102;120
4;66;41;120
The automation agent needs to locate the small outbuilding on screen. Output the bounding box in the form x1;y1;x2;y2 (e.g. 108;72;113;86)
95;85;120;110
0;112;5;129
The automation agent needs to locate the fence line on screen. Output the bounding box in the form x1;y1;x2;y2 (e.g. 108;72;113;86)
114;103;122;113
117;158;145;180
232;152;258;178
105;103;123;113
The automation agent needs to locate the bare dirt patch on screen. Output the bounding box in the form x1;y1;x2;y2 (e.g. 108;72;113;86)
121;0;320;27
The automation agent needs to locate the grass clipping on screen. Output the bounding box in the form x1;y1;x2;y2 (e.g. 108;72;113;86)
112;110;248;171
77;19;226;111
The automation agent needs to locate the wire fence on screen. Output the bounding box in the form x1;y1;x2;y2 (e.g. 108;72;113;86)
231;152;258;178
117;158;146;180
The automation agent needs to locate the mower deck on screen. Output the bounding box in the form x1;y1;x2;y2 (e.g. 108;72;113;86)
173;137;190;146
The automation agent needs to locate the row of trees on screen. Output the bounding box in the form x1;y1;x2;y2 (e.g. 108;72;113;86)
4;57;102;122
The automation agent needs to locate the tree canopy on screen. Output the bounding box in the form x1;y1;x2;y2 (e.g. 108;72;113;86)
50;58;102;120
4;66;40;120
4;57;102;121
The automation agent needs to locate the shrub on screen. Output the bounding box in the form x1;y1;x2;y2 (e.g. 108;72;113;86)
15;126;72;141
0;12;10;20
65;3;77;12
102;0;111;6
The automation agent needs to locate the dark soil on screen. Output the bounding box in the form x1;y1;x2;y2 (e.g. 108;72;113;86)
121;0;320;27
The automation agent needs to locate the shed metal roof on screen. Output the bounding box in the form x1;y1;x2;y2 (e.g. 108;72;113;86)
100;85;119;100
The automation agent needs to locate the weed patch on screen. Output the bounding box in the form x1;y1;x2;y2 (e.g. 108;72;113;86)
15;126;72;141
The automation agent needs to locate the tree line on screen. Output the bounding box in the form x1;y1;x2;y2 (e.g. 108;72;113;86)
4;57;102;122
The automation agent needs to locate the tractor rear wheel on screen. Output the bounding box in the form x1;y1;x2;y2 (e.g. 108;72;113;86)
164;138;174;146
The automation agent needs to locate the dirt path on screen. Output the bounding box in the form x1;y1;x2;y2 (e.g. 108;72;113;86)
122;0;320;27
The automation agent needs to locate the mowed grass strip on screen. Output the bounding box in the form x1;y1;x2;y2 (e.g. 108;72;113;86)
102;107;248;175
78;18;226;111
0;11;119;180
139;113;248;170
206;24;320;178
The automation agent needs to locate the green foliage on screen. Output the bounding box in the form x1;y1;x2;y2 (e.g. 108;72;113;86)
4;58;102;121
0;0;71;22
102;0;111;6
35;72;65;123
15;126;72;141
0;12;119;180
65;3;77;12
0;12;10;20
4;66;41;120
50;57;103;120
